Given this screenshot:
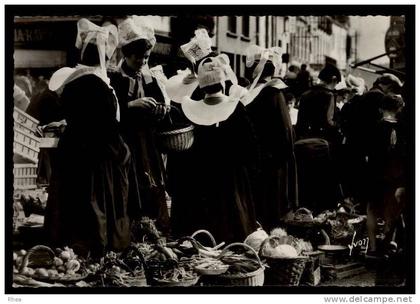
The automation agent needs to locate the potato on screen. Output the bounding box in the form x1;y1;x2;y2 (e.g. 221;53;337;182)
18;249;27;257
15;256;23;268
27;267;35;276
66;270;75;276
35;268;49;278
13;252;18;261
53;257;64;267
47;269;58;277
20;267;31;276
13;266;19;274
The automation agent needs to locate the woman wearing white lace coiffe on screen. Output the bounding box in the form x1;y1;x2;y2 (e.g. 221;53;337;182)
44;19;139;258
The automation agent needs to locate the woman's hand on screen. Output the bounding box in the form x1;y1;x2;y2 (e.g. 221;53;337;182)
128;97;157;110
153;104;171;121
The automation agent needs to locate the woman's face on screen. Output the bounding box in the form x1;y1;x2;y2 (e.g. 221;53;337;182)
125;49;152;72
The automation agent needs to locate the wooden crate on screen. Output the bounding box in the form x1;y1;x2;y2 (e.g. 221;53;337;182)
14;127;40;164
13;164;38;190
13;107;39;135
301;251;324;286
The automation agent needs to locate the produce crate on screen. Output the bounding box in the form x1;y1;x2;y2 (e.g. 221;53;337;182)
14;127;40;164
301;251;324;286
13;164;38;190
13;107;39;136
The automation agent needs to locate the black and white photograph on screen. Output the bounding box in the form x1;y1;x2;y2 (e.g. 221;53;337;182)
3;3;416;298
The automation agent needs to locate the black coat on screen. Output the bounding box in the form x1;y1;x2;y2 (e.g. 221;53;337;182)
109;65;170;233
44;74;138;257
245;85;298;230
170;104;258;243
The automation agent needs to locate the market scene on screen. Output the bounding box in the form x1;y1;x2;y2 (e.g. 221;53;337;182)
9;12;410;289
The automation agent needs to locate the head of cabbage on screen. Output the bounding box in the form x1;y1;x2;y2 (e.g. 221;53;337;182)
244;228;269;252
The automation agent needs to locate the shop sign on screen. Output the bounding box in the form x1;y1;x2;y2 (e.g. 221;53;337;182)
14;28;54;44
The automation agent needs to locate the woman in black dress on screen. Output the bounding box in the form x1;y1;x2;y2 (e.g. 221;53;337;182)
44;19;140;257
242;45;298;230
170;55;258;242
109;16;171;233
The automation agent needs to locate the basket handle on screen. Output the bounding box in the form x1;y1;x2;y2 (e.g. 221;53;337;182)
295;208;313;215
216;242;264;269
166;105;184;126
19;245;55;272
191;230;217;247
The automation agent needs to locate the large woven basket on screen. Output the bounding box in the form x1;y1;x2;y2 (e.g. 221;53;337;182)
214;243;265;286
260;236;309;286
158;125;194;152
19;245;55;271
263;256;308;286
157;105;194;153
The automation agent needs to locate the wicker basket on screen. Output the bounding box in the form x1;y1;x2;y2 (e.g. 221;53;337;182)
263;256;308;286
19;245;55;272
153;275;199;287
14;127;40;164
158;125;194;152
13;163;38;190
191;229;217;247
214;243;265;286
157;105;194;153
13;107;39;135
104;270;148;287
260;236;309;286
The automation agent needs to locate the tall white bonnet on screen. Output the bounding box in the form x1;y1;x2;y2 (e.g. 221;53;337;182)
118;15;157;48
75;18;118;65
180;28;213;64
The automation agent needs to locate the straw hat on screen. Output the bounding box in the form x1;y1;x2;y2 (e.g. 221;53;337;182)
180;29;213;64
118;15;156;48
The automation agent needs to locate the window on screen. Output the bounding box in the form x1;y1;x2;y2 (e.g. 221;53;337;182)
256;16;260;45
228;16;237;34
236;54;241;76
242;16;250;38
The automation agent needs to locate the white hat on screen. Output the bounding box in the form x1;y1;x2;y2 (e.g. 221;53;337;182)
75;18;118;70
245;45;283;90
48;67;77;92
118;16;156;48
181;94;239;126
180;29;213;64
166;69;199;103
346;74;366;95
334;78;348;91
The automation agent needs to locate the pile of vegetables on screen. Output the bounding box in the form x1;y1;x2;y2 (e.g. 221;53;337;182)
246;227;313;259
13;246;85;282
219;252;262;275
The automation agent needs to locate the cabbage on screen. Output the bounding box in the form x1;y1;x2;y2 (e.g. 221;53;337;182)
270;227;288;238
244;229;269;252
261;243;298;258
